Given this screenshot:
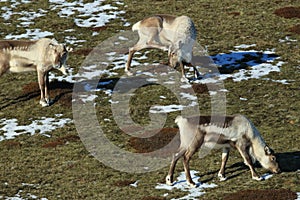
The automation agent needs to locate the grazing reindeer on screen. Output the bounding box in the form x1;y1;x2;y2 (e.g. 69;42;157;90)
125;14;200;82
166;115;280;187
0;38;73;107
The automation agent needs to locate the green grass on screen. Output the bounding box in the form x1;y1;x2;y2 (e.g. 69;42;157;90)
0;0;300;199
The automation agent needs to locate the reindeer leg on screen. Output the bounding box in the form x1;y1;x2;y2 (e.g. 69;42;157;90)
44;71;50;105
237;145;262;181
192;65;201;79
125;40;169;75
146;41;168;51
37;70;49;107
183;151;196;188
166;148;186;186
0;63;9;77
179;62;189;83
125;47;136;76
218;147;230;181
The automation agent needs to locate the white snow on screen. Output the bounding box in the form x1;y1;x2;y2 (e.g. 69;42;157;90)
296;192;300;200
194;49;286;84
155;170;217;200
50;0;125;28
130;181;139;188
261;173;273;180
1;182;48;200
0;115;72;141
5;29;54;40
150;104;185;114
279;36;297;43
1;0;127;45
234;44;257;49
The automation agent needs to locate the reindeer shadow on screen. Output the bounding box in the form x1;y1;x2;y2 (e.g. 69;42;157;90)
200;151;300;183
0;80;75;109
0;83;41;110
0;75;159;109
276;151;300;172
193;51;278;75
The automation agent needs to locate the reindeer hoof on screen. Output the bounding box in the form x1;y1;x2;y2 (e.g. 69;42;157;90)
39;100;50;107
180;77;189;83
252;176;263;181
187;181;197;188
218;173;227;181
165;175;173;186
125;69;133;76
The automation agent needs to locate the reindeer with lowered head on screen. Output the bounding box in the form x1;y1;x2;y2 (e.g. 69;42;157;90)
125;14;200;82
166;114;281;187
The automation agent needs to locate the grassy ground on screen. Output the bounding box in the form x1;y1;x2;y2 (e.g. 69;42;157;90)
0;0;300;199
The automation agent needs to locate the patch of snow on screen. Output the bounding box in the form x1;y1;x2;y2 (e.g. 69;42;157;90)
0;0;32;21
194;49;285;84
262;78;292;85
2;182;48;200
209;91;217;96
155;171;217;200
234;44;257;49
296;192;300;200
0;115;72;141
180;92;197;101
78;94;98;103
130;180;139;187
5;29;53;40
49;0;124;28
240;97;248;101
150;104;185;114
147;78;159;82
279;36;297;43
64;36;87;46
261;173;273;180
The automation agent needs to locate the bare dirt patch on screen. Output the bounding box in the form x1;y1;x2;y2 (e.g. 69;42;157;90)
90;26;108;32
192;83;209;94
128;127;179;154
224;189;297;200
288;24;300;34
274;7;300;19
3;140;21;149
42;134;80;148
22;80;74;107
73;48;93;56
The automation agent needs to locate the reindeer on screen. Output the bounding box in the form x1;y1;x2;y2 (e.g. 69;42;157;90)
125;14;200;82
0;38;73;107
166;115;280;187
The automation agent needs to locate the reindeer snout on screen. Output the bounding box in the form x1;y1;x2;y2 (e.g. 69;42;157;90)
274;168;281;174
59;65;68;75
271;167;281;174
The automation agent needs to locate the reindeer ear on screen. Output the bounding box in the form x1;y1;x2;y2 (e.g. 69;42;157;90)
178;41;183;49
264;146;272;155
66;46;73;52
51;38;59;45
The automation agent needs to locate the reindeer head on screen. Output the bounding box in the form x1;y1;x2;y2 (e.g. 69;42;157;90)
260;145;281;174
168;42;182;68
48;39;73;75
